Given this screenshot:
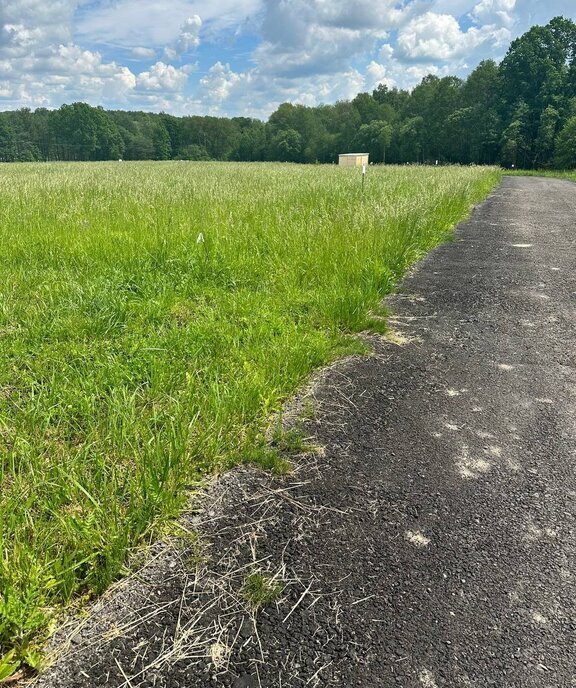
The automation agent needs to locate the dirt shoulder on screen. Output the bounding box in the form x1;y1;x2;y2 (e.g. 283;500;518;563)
31;176;576;687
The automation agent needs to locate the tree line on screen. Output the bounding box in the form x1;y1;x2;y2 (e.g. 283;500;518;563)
1;16;575;169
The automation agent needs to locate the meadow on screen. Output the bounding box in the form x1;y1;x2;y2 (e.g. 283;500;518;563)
0;161;501;670
511;169;576;183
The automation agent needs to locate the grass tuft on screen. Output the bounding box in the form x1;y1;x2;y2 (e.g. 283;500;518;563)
241;571;284;611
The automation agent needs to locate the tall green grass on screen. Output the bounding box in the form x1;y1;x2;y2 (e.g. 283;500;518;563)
509;169;576;182
0;161;501;666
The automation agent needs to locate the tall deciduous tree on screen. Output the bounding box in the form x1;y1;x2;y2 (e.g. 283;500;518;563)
358;121;393;163
554;114;576;168
50;103;124;160
501;101;531;168
0;116;16;162
535;106;560;167
499;16;576;165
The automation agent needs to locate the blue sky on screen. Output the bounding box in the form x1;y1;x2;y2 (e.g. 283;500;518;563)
1;0;575;118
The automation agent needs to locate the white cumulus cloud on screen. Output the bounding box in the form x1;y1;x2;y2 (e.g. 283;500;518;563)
176;15;202;54
0;0;75;53
136;61;189;92
164;15;202;60
471;0;516;27
198;61;242;103
397;11;509;61
252;0;417;79
365;60;396;90
0;0;142;107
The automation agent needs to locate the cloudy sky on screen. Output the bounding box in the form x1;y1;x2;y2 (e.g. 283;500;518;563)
1;0;575;118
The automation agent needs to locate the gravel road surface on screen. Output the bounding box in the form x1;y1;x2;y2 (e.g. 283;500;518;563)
32;176;576;688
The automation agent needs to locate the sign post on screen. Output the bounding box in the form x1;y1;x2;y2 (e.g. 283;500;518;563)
362;163;366;193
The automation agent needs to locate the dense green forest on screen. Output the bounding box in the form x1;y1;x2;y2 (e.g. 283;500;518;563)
1;16;575;168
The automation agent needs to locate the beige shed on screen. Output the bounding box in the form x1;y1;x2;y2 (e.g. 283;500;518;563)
338;153;369;167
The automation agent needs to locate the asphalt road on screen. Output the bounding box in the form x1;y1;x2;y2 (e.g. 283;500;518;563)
33;176;576;688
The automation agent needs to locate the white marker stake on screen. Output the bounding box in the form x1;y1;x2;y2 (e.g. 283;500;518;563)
362;163;366;192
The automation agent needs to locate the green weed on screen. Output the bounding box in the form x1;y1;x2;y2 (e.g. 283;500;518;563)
241;571;284;611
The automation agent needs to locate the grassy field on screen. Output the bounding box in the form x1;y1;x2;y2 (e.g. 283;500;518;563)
509;169;576;182
0;161;501;670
